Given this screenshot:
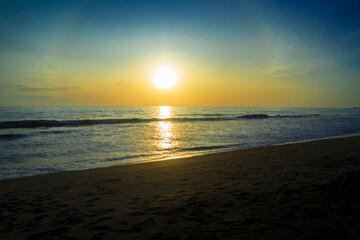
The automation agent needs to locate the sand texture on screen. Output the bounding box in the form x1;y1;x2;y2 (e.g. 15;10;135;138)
1;136;360;239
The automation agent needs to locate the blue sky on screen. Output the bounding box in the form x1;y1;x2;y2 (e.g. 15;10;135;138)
0;0;359;106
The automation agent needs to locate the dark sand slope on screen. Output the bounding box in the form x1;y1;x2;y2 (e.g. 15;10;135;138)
1;136;360;240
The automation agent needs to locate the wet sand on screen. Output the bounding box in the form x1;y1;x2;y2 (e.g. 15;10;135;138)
1;136;360;239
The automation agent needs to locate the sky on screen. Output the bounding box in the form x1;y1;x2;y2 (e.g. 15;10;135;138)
0;0;359;107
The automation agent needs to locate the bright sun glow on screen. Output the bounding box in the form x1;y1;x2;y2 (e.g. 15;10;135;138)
152;66;178;89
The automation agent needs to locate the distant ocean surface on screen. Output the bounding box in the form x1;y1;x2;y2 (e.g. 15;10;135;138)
0;106;359;179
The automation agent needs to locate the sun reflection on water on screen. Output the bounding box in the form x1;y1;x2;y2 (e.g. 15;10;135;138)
158;106;171;119
155;106;177;151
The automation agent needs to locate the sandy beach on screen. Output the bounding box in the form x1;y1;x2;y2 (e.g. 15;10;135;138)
1;136;359;239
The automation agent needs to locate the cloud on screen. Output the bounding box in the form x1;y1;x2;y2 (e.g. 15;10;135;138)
4;84;79;92
19;86;79;91
116;83;130;88
0;94;78;106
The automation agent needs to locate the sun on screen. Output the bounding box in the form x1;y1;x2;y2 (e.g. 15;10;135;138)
152;66;178;89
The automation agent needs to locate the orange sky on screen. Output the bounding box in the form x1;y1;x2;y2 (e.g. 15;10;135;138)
0;1;359;107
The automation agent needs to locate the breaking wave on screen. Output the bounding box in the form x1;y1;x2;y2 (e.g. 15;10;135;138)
0;114;321;129
0;134;28;140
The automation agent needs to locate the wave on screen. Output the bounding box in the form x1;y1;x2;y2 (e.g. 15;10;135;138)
237;114;269;119
182;144;241;152
0;129;76;141
0;133;28;140
199;113;225;116
102;154;151;162
0;118;149;129
272;114;321;118
0;114;321;129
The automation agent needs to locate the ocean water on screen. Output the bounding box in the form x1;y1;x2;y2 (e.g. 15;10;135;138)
0;106;359;179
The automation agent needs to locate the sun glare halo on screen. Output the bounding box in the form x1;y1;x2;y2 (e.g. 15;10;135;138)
152;66;178;89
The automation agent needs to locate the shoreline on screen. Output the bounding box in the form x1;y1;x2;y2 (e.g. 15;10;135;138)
154;132;360;167
1;136;360;239
2;132;360;181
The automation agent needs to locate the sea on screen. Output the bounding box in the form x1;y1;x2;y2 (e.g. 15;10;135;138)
0;106;359;180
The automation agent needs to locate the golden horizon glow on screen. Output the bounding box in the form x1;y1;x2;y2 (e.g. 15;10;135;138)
1;1;358;108
152;66;178;90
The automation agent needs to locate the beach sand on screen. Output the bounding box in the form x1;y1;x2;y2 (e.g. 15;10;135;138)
1;136;360;239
